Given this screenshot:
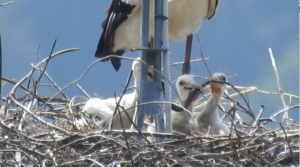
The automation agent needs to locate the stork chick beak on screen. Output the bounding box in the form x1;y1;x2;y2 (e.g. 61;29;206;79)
173;82;205;112
183;83;205;109
210;74;227;94
210;84;221;94
186;83;203;101
190;83;204;91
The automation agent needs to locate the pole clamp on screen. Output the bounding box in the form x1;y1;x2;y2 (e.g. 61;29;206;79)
155;15;168;20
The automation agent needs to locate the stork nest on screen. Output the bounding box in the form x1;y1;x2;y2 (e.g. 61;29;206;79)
0;48;299;166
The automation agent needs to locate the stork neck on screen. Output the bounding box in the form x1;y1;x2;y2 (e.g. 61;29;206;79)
177;100;193;121
175;103;192;123
197;93;222;124
186;102;194;114
133;77;140;99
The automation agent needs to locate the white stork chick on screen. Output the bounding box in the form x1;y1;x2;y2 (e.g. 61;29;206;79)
192;73;230;135
83;58;154;129
82;98;114;127
146;74;201;136
96;0;220;71
171;74;201;135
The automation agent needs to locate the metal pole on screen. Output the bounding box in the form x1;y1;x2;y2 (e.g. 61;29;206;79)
135;0;150;141
161;0;172;133
136;0;169;142
153;0;164;142
0;34;2;103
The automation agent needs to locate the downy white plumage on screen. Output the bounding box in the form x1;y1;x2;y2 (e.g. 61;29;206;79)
171;74;201;135
82;58;154;129
191;73;230;135
147;74;201;136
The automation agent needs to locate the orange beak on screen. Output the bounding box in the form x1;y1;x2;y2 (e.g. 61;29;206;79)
211;84;221;94
192;91;200;102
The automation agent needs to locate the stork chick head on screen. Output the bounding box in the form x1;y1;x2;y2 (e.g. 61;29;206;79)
210;73;227;94
176;75;199;102
132;57;154;82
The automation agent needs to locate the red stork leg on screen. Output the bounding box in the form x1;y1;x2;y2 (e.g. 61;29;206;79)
149;37;154;124
182;34;193;74
149;37;154;48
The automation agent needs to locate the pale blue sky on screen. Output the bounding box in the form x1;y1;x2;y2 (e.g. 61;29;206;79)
1;0;299;124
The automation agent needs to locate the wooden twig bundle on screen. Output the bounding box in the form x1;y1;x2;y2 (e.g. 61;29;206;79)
0;48;299;166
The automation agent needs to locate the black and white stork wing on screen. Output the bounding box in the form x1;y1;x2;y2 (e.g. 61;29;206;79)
95;0;141;71
206;0;220;20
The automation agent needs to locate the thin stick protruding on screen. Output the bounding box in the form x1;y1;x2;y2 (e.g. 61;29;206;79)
268;48;287;122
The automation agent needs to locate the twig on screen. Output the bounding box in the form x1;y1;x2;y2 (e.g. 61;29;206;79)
194;85;299;110
44;72;69;99
0;1;14;6
170;58;209;66
35;39;57;87
216;82;255;120
115;93;134;166
0;33;2;104
59;158;105;167
5;48;79;114
1;48;298;166
191;143;264;158
195;33;212;76
0;149;39;166
1;78;29;92
9;48;79;98
76;84;91;99
279;123;297;166
10;96;71;135
252;105;265;127
270;105;299;119
109;70;133;130
36;45;40;63
68;96;77;126
224;86;299;99
268;48;287;122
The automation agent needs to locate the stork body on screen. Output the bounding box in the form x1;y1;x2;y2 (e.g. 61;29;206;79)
147;75;201;135
101;92;138;129
82;98;114;127
168;0;218;41
191;73;229;135
83;58;154;129
171;75;200;135
96;0;220;71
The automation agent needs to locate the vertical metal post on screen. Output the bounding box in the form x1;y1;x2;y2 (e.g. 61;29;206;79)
135;0;150;141
0;34;2;102
153;0;164;142
135;0;168;142
161;0;172;133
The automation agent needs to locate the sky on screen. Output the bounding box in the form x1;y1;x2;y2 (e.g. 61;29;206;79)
1;0;299;126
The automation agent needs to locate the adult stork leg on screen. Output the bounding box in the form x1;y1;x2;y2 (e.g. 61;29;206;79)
182;34;193;74
147;37;155;124
149;38;154;48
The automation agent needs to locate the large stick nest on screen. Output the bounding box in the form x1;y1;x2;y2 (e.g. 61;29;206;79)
1;48;299;166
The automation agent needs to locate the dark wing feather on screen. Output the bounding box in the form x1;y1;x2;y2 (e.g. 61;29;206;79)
207;0;220;20
95;0;135;71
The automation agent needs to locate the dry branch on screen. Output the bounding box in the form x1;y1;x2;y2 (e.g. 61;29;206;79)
0;48;298;166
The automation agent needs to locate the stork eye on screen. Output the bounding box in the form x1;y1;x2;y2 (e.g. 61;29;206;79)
179;81;185;86
219;75;226;82
94;115;102;122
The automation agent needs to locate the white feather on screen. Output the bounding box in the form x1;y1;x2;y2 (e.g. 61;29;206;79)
82;58;152;129
191;73;230;136
113;0;219;51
